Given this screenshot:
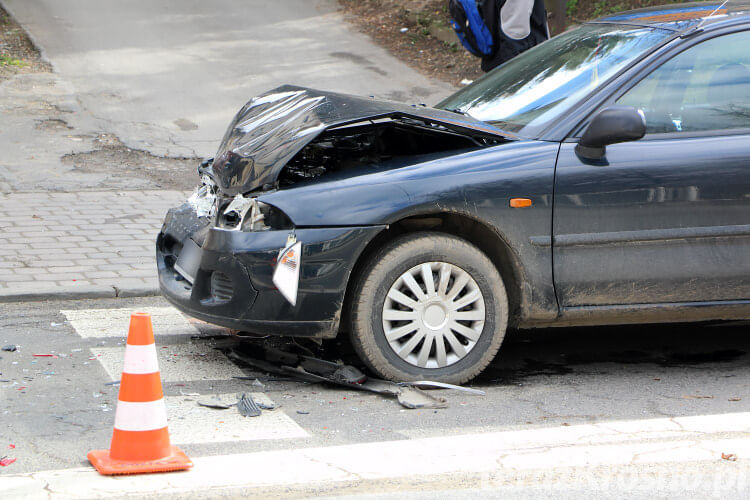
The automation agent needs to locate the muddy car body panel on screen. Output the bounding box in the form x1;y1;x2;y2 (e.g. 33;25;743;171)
258;139;561;321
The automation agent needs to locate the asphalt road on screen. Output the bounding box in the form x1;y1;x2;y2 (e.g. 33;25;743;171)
2;0;454;158
0;296;748;496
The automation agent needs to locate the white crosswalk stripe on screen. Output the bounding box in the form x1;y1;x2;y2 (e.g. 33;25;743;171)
62;305;307;447
167;393;308;444
61;306;197;338
90;343;245;382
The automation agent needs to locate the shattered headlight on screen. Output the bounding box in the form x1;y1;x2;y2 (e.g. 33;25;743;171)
219;194;293;231
187;175;217;219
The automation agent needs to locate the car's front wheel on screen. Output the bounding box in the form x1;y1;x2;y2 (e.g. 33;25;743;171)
349;232;508;384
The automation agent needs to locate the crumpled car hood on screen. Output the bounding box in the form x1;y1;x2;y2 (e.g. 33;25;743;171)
203;85;512;196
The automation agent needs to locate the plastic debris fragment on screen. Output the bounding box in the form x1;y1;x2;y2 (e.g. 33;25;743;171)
401;381;485;396
197;399;233;410
331;365;367;385
237;393;261;417
396;387;448;409
257;401;278;411
0;457;16;467
2;345;17;352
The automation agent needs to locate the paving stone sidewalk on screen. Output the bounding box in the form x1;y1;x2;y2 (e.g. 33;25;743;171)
0;190;190;301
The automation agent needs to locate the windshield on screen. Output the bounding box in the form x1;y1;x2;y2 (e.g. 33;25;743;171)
438;24;673;137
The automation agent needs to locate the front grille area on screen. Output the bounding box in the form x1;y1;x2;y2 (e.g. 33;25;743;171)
210;272;233;302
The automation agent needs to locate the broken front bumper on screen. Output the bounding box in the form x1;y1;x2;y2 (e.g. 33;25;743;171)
157;202;384;338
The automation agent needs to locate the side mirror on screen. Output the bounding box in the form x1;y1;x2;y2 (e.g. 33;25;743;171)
575;106;646;160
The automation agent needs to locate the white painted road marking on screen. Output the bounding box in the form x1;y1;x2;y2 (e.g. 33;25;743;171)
167;393;309;444
62;306;197;338
2;412;747;498
64;306;308;445
90;343;245;382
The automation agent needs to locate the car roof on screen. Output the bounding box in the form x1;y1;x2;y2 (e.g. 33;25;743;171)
590;1;750;32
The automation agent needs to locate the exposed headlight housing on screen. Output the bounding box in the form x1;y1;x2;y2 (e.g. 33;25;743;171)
218;195;293;231
187;175;217;218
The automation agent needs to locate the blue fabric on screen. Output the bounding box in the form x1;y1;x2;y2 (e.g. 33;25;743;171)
451;19;480;56
455;0;494;56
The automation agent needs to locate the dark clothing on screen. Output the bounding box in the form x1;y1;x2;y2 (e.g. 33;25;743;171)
480;0;549;72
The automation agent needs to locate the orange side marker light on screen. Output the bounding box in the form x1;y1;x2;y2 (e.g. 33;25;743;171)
510;197;532;208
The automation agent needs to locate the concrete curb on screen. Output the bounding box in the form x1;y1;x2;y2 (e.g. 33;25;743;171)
0;285;160;303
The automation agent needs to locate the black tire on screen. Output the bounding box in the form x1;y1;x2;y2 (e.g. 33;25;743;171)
348;232;508;384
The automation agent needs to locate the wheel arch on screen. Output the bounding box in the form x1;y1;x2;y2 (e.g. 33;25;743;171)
341;212;527;333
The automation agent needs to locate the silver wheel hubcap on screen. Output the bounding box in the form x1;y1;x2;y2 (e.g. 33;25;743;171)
382;262;485;369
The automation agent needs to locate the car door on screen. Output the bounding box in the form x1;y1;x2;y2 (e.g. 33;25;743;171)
553;29;750;307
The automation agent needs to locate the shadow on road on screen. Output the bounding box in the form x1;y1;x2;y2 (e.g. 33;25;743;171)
476;321;749;385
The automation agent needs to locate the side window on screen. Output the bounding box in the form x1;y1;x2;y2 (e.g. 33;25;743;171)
617;31;750;134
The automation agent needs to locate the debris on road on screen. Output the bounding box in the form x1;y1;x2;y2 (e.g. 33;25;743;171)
228;343;481;410
722;453;738;461
728;397;742;401
396;386;448;409
296;410;310;415
237;393;261;417
197;393;276;415
197;399;233;410
402;381;486;396
0;457;16;467
32;353;58;358
256;400;278;411
2;345;17;352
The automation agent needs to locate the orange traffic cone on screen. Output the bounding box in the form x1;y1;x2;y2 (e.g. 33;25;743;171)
88;312;192;475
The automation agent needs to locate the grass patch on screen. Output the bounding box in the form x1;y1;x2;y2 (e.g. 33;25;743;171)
0;53;27;67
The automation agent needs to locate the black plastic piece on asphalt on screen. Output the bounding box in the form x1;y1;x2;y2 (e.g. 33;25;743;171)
228;345;454;410
237;393;261;417
198;400;233;410
331;365;367;385
2;345;17;352
256;400;278;410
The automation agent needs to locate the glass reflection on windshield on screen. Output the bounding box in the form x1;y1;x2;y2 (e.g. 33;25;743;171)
439;24;673;137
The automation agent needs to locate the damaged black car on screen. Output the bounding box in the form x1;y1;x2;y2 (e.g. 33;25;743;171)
158;5;750;383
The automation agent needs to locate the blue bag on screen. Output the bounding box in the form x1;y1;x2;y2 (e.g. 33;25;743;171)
449;0;494;56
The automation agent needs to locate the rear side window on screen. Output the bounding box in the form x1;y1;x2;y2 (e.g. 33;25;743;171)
617;31;750;134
